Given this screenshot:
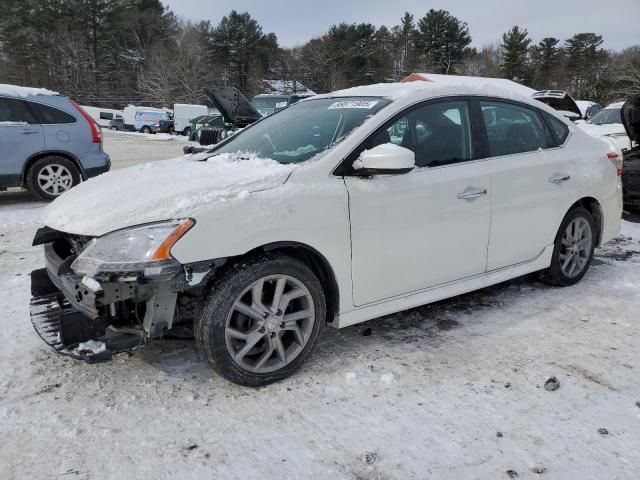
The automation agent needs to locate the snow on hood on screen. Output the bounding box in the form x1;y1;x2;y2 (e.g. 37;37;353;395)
0;83;59;97
42;153;296;236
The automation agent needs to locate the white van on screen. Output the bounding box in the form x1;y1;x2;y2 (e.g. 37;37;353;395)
173;104;209;136
122;105;169;133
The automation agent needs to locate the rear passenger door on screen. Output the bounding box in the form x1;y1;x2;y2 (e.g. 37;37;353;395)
478;99;576;270
26;100;80;155
0;97;43;185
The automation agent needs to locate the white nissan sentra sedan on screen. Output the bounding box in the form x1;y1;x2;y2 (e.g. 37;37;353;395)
31;82;622;386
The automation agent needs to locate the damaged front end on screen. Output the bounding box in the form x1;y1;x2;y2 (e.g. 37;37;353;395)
29;222;220;362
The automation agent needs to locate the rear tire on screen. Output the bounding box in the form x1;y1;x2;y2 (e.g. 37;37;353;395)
141;126;151;134
195;254;326;387
540;207;596;286
183;127;191;138
26;156;81;201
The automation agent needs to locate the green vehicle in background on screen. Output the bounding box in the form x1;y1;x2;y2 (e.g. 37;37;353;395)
250;94;308;117
188;113;223;141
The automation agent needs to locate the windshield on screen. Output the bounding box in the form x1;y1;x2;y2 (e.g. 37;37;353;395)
209;97;391;164
589;108;622;125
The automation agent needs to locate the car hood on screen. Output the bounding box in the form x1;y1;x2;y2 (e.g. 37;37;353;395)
42;153;296;236
622;95;640;143
204;87;262;126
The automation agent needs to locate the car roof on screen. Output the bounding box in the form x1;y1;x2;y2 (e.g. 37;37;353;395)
0;83;60;98
604;101;624;109
307;81;558;113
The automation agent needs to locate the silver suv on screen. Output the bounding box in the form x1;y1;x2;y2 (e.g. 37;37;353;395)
0;86;110;200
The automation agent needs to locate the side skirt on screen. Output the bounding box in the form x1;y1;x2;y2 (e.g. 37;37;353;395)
332;244;554;329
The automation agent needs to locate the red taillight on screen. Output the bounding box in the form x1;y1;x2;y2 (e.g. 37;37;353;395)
607;152;623;176
69;99;102;143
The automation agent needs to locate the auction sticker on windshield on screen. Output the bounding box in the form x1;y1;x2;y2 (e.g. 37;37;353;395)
328;100;379;109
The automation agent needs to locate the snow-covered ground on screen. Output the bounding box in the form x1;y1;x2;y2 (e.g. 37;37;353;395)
102;129;190;170
1;190;639;478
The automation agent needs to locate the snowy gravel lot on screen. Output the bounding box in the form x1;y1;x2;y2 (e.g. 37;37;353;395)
1;136;639;479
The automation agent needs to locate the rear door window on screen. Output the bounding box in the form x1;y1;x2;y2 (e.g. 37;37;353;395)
28;101;77;124
0;97;37;124
480;101;548;157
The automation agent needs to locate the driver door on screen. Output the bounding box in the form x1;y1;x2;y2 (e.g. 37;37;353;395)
344;99;491;306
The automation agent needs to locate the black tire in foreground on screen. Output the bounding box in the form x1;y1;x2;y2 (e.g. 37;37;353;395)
541;207;596;286
25;156;81;201
195;254;326;387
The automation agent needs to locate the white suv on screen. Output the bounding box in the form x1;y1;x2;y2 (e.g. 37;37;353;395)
31;82;622;386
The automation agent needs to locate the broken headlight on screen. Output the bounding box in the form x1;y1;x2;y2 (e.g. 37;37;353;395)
71;219;194;278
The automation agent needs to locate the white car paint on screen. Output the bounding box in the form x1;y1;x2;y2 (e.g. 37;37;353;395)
578;102;633;151
43;81;622;329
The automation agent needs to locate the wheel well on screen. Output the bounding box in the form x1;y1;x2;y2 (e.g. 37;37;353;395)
570;197;603;245
246;242;340;324
22;152;85;185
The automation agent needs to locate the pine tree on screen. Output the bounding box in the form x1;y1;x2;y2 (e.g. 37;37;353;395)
501;26;532;83
415;9;471;74
530;37;560;88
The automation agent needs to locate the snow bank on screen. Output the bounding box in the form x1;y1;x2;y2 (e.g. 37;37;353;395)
0;83;59;97
42;152;296;236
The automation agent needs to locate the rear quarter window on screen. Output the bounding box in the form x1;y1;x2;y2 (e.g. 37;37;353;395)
543;112;569;145
28;101;77;124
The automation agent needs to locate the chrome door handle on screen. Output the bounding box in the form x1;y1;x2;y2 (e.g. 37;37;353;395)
549;174;570;184
457;188;487;200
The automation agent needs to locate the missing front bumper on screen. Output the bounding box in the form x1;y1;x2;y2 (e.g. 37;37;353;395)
30;268;144;362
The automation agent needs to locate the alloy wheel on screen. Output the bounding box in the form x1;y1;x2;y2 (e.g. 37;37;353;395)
225;274;315;373
559;217;593;278
37;164;73;196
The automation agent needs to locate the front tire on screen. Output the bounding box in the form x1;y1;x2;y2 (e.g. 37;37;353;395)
141;126;151;134
26;156;81;201
541;207;596;286
195;254;326;387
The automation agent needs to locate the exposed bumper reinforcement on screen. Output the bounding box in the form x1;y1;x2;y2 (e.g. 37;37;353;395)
30;268;144;363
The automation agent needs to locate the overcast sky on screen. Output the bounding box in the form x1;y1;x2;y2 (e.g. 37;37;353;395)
164;0;639;51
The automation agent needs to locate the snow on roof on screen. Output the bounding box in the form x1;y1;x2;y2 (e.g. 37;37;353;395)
262;80;316;96
605;101;625;109
403;73;536;98
0;83;59;98
311;81;439;101
310;79;542;106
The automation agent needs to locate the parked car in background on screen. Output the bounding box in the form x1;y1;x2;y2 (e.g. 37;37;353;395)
187;87;262;148
621;96;640;209
0;84;110;200
188;114;222;140
578;102;633;152
32;82;621;386
576;100;602;120
532;90;582;121
80;106;124;128
108;116;131;131
251;94;311;117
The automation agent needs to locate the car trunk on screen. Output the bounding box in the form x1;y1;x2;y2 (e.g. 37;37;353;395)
532;90;582;121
